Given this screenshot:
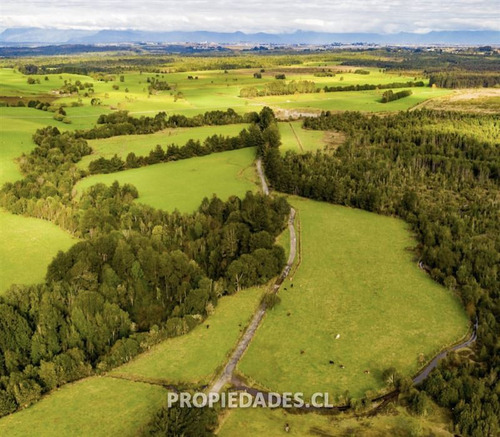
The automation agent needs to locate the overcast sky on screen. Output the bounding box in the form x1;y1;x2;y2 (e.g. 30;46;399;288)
1;0;499;33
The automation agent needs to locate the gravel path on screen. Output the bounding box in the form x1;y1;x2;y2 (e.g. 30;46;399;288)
208;159;295;394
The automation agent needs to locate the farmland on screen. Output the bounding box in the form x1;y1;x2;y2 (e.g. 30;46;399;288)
218;404;455;436
254;87;452;113
0;48;495;437
0;377;165;437
112;287;265;385
278;121;327;153
238;197;469;399
78;124;249;169
1;65;439;119
76;147;258;213
0;107;78;293
0;211;77;292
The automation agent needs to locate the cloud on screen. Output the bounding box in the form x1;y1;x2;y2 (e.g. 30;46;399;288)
1;0;499;33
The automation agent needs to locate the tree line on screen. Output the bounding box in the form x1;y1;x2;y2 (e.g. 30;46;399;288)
73;109;259;140
240;80;316;97
381;89;412;103
323;80;424;93
240;80;425;98
88;125;266;174
262;109;499;436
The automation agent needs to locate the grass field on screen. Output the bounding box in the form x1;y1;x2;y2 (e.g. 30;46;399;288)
79;122;325;170
218;405;454;436
414;88;500;113
76;147;258;213
0;107;69;185
238;196;468;399
255;87;452;113
0;377;165;437
0;60;473;436
112;287;266;385
78;123;249;169
278;121;327;153
0;210;77;293
0;108;79;294
1;66;436;119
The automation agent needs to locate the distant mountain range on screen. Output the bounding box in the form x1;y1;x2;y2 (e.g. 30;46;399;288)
0;28;499;46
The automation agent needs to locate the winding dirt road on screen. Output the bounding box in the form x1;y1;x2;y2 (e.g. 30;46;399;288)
413;318;478;385
256;158;269;195
208;159;296;394
209;156;477;403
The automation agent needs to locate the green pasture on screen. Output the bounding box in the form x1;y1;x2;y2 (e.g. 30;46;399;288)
80;122;325;169
0;68;99;97
76;147;258;213
112;286;265;385
0;108;78;295
0;106;68;185
1;66;436;119
278;121;327;153
238;196;468;399
0;210;77;293
79;123;249;169
254;87;452;113
0;377;165;437
218;405;454;437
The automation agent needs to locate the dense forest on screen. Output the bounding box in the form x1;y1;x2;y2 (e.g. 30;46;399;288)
0;108;289;416
428;72;500;88
261;110;499;437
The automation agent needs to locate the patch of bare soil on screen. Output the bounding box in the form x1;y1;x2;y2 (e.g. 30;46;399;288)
412;88;500;113
323;130;346;152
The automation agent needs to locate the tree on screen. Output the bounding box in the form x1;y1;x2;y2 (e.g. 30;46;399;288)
382;367;401;388
142;404;218;437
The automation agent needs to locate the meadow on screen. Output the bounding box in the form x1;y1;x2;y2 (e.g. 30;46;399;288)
76;147;258;213
0;106;66;185
0;377;165;437
1;66;440;119
218;404;455;436
112;287;265;385
78;123;249;169
238;196;469;399
0;211;77;292
0;54;481;436
254;87;452;113
278;121;327;153
78;121;325;170
0;107;78;293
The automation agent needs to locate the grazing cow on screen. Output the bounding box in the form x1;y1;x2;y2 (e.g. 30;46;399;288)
206;324;210;329
335;334;341;339
340;364;345;369
290;283;294;288
364;370;370;374
329;360;335;365
284;287;287;291
300;350;305;355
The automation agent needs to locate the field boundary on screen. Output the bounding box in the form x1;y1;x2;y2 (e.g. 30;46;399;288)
288;122;304;152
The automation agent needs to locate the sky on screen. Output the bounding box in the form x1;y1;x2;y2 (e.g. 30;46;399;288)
1;0;500;33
